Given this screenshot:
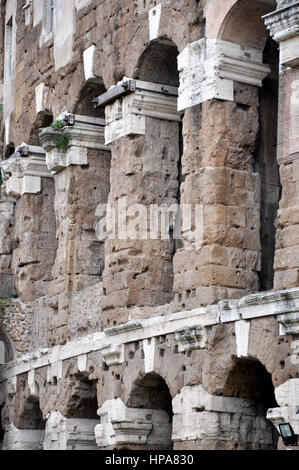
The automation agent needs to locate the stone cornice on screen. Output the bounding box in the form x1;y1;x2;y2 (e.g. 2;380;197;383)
1;287;299;384
104;78;181;144
39;113;110;172
263;2;299;42
0;143;52;196
177;39;270;111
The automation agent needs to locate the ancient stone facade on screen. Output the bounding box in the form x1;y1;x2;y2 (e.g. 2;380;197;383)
0;0;299;451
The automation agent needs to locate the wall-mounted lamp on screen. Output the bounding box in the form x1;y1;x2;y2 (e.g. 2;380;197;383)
278;423;298;447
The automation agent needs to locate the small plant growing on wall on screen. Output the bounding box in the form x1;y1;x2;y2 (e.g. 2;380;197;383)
55;135;69;151
50;119;64;129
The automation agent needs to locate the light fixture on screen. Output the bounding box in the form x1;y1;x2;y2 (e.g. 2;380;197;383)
278;423;298;446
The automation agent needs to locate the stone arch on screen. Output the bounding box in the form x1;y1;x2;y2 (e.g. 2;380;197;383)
218;0;277;50
28;111;53;146
59;371;98;420
133;38;180;87
73;80;106;119
16;395;45;430
126;372;173;450
221;357;280;449
134;38;183;269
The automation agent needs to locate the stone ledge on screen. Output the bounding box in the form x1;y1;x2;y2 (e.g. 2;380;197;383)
39;113;110;173
1;287;299;382
177;39;270;111
1;143;52;196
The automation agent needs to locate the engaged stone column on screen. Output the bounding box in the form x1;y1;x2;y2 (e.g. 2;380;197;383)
264;1;299;290
2;423;44;450
0;144;56;301
173;39;270;308
172;386;277;450
100;79;182;327
39;114;111;298
43;411;99;450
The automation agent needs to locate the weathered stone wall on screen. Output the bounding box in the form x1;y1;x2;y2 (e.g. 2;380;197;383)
50;149;110;297
102;118;180;327
174;83;262;308
11;177;56;302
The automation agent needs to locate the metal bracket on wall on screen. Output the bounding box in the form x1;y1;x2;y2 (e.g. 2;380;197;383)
92;79;178;109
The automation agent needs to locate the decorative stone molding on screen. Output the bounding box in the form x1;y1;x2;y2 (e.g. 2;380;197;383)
143;337;157;373
277;311;299;335
149;4;162;41
177;39;270;111
235;320;251;358
43;411;99;450
2;424;44;450
0;143;52;197
83;45;96;82
263;1;299;66
104;78;181;145
174;325;207;352
172;386;274;444
95;398;171;448
267;379;299;435
28;369;39;399
101;343;125;366
39;113;109;173
2;288;299;387
35;82;51;115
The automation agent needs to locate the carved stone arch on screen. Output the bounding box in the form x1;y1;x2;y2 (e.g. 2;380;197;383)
133;37;179;87
218;0;277;49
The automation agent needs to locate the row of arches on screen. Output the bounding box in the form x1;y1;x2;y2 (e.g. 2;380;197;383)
0;357;279;450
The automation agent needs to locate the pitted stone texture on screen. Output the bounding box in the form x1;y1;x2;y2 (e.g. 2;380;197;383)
0;187;15;273
173;84;261;308
102;117;180;327
11;178;56;302
50;149;110;297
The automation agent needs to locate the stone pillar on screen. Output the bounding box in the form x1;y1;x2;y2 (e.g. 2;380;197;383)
39;114;111;297
173;39;270;308
264;1;299;290
43;411;99;450
0;144;56;301
95;398;172;450
101;79;182;327
172;386;277;450
2;423;44;450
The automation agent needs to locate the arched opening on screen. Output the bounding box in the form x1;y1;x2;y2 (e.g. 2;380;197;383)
4;143;15;160
218;0;281;291
74;81;106;119
223;358;279;449
28;112;53;146
255;37;280;291
63;373;98;420
219;0;277;50
134;39;183;281
17;396;45;430
128;372;173;450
